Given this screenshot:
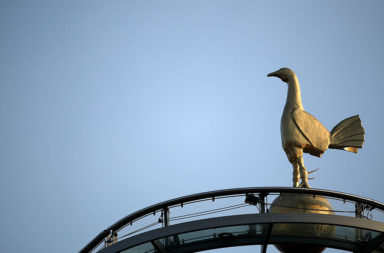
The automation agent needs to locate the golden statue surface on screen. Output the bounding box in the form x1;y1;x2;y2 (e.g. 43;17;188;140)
267;68;365;188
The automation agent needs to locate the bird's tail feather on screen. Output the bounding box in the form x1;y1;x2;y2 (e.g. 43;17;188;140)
329;115;365;153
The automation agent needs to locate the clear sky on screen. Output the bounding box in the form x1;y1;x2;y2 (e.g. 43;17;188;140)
1;1;383;253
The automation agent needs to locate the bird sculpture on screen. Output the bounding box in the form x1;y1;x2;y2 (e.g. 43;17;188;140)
267;68;365;188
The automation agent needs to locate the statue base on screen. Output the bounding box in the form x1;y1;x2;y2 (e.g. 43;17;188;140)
269;193;335;253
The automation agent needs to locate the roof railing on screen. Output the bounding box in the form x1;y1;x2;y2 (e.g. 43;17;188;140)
79;187;384;253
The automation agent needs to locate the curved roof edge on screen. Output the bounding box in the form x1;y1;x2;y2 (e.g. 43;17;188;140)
100;213;384;253
80;187;384;253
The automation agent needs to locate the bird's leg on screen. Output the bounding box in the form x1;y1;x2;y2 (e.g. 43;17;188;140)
297;157;310;188
292;161;300;188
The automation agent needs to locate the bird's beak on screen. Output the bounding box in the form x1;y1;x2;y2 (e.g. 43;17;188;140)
267;71;279;77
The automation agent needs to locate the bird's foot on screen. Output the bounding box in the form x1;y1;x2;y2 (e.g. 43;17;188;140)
292;177;300;188
299;181;311;188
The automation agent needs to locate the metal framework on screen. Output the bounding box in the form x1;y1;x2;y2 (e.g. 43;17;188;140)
79;187;384;253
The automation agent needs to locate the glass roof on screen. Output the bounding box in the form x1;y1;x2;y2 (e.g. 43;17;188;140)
119;223;383;253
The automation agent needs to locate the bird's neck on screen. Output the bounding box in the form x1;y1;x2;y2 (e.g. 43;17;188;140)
286;75;303;109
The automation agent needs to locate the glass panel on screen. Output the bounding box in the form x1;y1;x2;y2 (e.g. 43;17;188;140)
151;224;264;250
119;242;155;253
119;223;382;252
174;225;263;244
271;223;381;243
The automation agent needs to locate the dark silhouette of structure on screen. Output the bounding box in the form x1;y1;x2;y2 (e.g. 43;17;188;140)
80;187;384;253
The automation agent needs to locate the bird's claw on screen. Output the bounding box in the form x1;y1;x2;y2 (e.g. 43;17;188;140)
297;168;318;187
299;181;311;188
308;168;320;174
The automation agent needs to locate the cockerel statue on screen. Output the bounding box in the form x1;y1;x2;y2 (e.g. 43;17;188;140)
267;68;365;188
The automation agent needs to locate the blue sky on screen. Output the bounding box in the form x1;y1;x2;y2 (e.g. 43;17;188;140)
1;1;383;252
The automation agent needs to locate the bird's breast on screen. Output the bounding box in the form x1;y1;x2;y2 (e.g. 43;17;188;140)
280;107;307;149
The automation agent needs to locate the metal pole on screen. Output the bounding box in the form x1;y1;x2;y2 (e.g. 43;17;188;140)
259;193;267;214
355;202;363;241
163;207;169;227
